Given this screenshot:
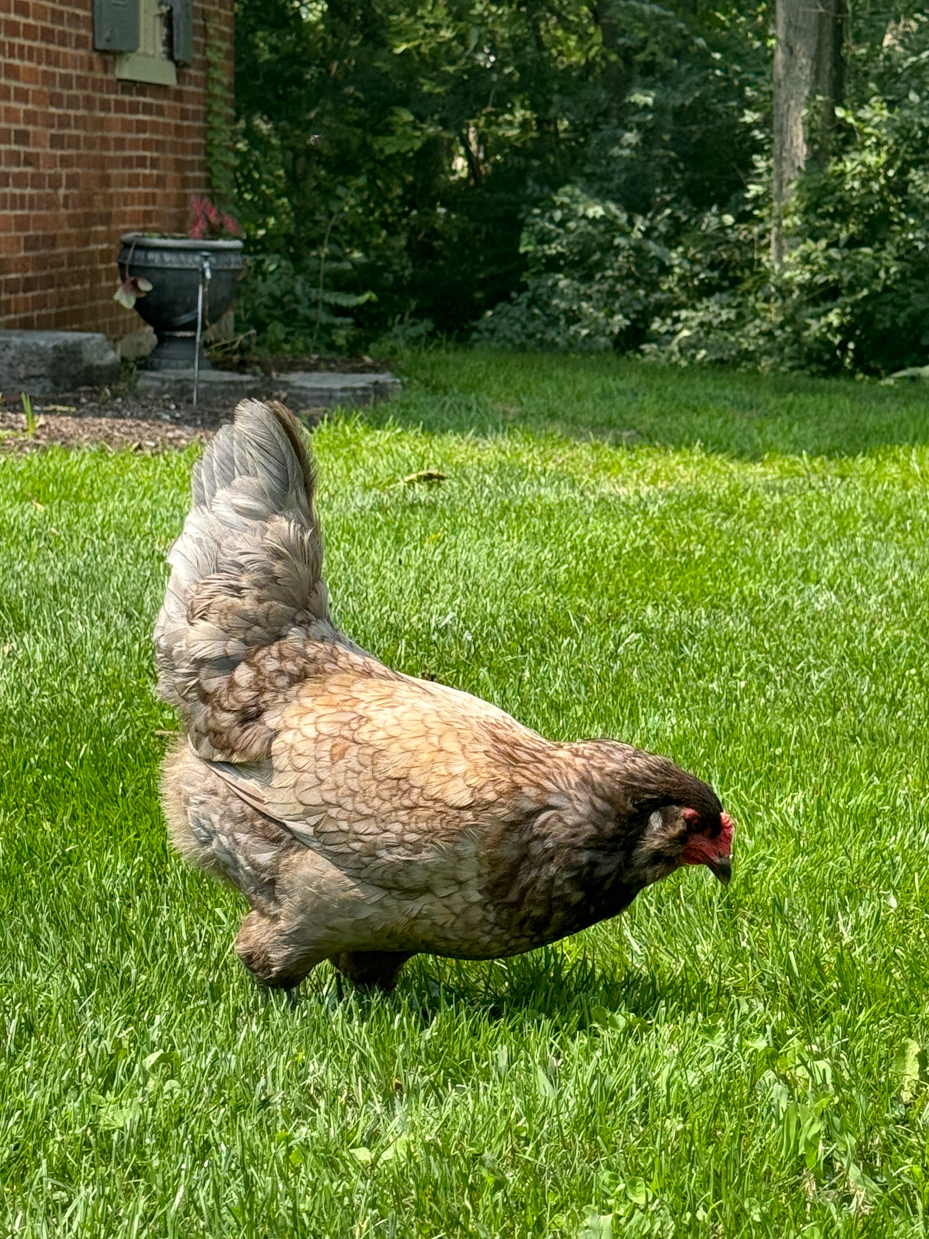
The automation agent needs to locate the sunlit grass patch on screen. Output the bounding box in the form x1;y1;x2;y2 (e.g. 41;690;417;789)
2;355;929;1236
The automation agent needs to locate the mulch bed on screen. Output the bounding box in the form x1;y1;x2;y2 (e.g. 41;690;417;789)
0;388;327;455
0;352;394;454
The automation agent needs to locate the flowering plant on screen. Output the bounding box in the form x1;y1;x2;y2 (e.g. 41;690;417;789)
114;197;243;310
189;195;242;240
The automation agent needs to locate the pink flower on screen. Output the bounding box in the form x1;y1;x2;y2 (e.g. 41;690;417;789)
189;194;242;239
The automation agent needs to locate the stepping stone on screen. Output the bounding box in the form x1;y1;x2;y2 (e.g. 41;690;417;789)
138;369;267;401
0;330;122;395
279;371;402;405
137;368;402;406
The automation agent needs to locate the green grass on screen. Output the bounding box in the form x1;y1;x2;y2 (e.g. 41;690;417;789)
3;351;929;1237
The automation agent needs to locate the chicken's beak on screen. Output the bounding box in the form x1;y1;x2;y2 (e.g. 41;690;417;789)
708;855;731;885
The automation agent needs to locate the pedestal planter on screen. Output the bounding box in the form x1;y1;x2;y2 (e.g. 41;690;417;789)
118;235;244;371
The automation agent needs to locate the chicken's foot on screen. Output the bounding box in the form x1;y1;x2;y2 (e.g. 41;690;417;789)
331;950;416;993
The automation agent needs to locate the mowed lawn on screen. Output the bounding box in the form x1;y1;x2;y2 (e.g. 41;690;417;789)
2;352;929;1237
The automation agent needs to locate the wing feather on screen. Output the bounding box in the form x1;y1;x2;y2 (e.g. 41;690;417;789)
204;669;552;895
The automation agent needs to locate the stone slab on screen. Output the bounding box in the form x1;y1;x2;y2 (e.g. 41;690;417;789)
137;368;402;407
137;369;267;401
116;327;157;361
279;371;403;406
0;330;122;395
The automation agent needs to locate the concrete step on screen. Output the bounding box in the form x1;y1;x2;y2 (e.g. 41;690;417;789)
137;368;402;406
0;330;122;395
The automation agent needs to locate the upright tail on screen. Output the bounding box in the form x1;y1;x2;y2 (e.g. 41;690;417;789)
154;399;335;761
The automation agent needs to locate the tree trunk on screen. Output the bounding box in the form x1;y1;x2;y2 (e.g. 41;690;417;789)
595;0;633;124
771;0;846;265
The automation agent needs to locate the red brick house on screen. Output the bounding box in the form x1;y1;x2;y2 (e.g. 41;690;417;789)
0;0;234;344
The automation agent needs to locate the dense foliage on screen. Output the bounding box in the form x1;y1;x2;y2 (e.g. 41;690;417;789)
233;1;929;374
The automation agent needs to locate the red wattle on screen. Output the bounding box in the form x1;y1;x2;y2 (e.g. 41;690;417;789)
680;811;734;866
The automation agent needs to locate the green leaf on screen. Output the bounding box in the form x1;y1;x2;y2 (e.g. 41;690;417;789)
378;1135;410;1163
114;282;138;310
895;1038;925;1103
144;1049;179;1074
625;1178;648;1206
535;1064;556;1098
579;1212;612;1239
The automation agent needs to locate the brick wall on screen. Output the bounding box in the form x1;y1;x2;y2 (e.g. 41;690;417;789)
0;0;234;340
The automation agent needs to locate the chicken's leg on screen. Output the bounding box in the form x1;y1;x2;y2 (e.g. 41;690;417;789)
331;950;416;992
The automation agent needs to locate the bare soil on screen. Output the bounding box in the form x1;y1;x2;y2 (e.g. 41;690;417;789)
0;388;327;455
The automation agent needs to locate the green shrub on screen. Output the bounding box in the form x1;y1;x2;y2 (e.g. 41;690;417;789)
234;0;767;346
473;190;672;353
480;76;929;376
656;85;929;375
474;188;752;355
776;91;929;374
235;252;375;354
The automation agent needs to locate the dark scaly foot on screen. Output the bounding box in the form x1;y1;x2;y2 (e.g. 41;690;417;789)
331;951;416;993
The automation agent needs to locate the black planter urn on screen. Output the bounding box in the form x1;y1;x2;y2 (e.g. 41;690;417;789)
118;234;244;371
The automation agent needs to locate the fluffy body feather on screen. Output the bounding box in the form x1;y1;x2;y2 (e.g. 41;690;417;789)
157;400;733;993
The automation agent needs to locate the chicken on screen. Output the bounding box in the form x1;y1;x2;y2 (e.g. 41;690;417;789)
156;400;734;996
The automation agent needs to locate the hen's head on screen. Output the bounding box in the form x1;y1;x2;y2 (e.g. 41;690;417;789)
633;802;734;887
580;742;734;889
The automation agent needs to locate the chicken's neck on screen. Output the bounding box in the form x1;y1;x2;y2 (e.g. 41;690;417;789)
483;768;650;950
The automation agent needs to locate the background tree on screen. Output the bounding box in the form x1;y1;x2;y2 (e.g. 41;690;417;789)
234;0;764;348
233;0;929;375
771;0;846;264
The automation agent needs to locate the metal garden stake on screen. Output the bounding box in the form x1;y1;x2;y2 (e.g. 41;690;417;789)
192;253;212;407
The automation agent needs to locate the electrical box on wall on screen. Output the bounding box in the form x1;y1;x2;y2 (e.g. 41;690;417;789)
94;0;193;84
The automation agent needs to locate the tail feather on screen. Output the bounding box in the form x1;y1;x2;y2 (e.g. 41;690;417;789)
155;399;338;760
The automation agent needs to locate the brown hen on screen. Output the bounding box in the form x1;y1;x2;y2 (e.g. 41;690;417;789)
156;400;733;996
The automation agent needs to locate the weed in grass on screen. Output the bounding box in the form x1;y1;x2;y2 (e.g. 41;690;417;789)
1;355;929;1235
20;391;38;438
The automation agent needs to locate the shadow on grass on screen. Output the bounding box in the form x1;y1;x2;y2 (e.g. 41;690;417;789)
359;350;929;460
295;945;729;1035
